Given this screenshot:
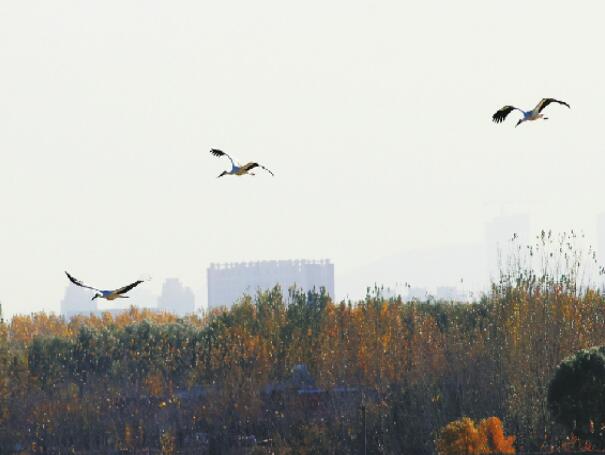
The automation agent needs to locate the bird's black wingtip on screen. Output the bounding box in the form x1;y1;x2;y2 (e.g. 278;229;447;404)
64;271;78;284
210;148;224;157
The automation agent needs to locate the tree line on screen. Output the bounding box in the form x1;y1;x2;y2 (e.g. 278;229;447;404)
1;233;605;453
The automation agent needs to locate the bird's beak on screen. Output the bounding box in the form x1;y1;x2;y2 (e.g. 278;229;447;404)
217;171;227;178
515;120;523;128
91;294;98;301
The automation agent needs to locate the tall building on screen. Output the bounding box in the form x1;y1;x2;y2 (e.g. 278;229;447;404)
405;286;429;301
60;285;157;318
597;213;605;266
207;259;334;309
485;213;530;281
61;285;97;319
435;286;467;302
157;278;195;316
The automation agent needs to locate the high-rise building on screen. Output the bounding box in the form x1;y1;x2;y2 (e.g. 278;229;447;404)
485;213;530;280
405;286;429;301
157;278;195;316
61;285;97;319
597;213;605;266
436;286;467;302
207;259;334;309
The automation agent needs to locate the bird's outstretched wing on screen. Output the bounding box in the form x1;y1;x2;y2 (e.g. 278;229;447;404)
114;280;145;295
210;148;238;168
65;271;101;292
492;105;523;123
242;162;274;176
260;164;275;176
535;98;570;113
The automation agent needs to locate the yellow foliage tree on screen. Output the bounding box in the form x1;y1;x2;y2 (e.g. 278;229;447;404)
436;417;484;455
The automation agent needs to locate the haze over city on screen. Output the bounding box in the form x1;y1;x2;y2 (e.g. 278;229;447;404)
2;1;605;318
4;1;605;453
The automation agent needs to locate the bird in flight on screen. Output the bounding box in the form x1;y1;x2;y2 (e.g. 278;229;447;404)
210;148;274;177
65;271;146;301
492;98;570;127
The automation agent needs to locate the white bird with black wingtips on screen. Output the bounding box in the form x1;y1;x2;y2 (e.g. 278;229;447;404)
492;98;570;127
65;271;147;301
210;148;274;177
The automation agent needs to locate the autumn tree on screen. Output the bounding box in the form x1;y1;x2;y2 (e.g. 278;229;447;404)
436;417;515;455
0;306;10;448
2;237;604;454
479;417;515;454
436;417;484;455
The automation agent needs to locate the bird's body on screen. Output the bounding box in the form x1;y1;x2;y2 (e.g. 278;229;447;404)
98;290;130;301
210;148;274;177
65;271;145;301
492;98;570;127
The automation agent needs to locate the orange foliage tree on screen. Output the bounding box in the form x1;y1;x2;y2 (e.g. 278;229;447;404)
479;417;515;454
436;416;515;455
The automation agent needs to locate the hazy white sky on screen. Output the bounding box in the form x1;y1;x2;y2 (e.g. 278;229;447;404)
1;1;604;317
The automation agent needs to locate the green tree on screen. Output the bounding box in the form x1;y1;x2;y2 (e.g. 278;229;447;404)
548;346;605;438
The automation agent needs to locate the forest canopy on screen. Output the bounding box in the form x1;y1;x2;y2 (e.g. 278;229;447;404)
1;232;605;453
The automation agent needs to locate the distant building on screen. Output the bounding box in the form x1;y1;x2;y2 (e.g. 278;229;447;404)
61;294;156;319
597;213;605;266
61;285;97;319
207;259;334;309
405;287;429;301
435;286;467;302
262;363;369;426
60;277;196;318
485;213;530;280
157;278;195;316
381;285;404;300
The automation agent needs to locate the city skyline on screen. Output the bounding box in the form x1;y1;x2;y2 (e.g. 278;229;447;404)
19;212;605;319
208;259;335;309
2;0;604;319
